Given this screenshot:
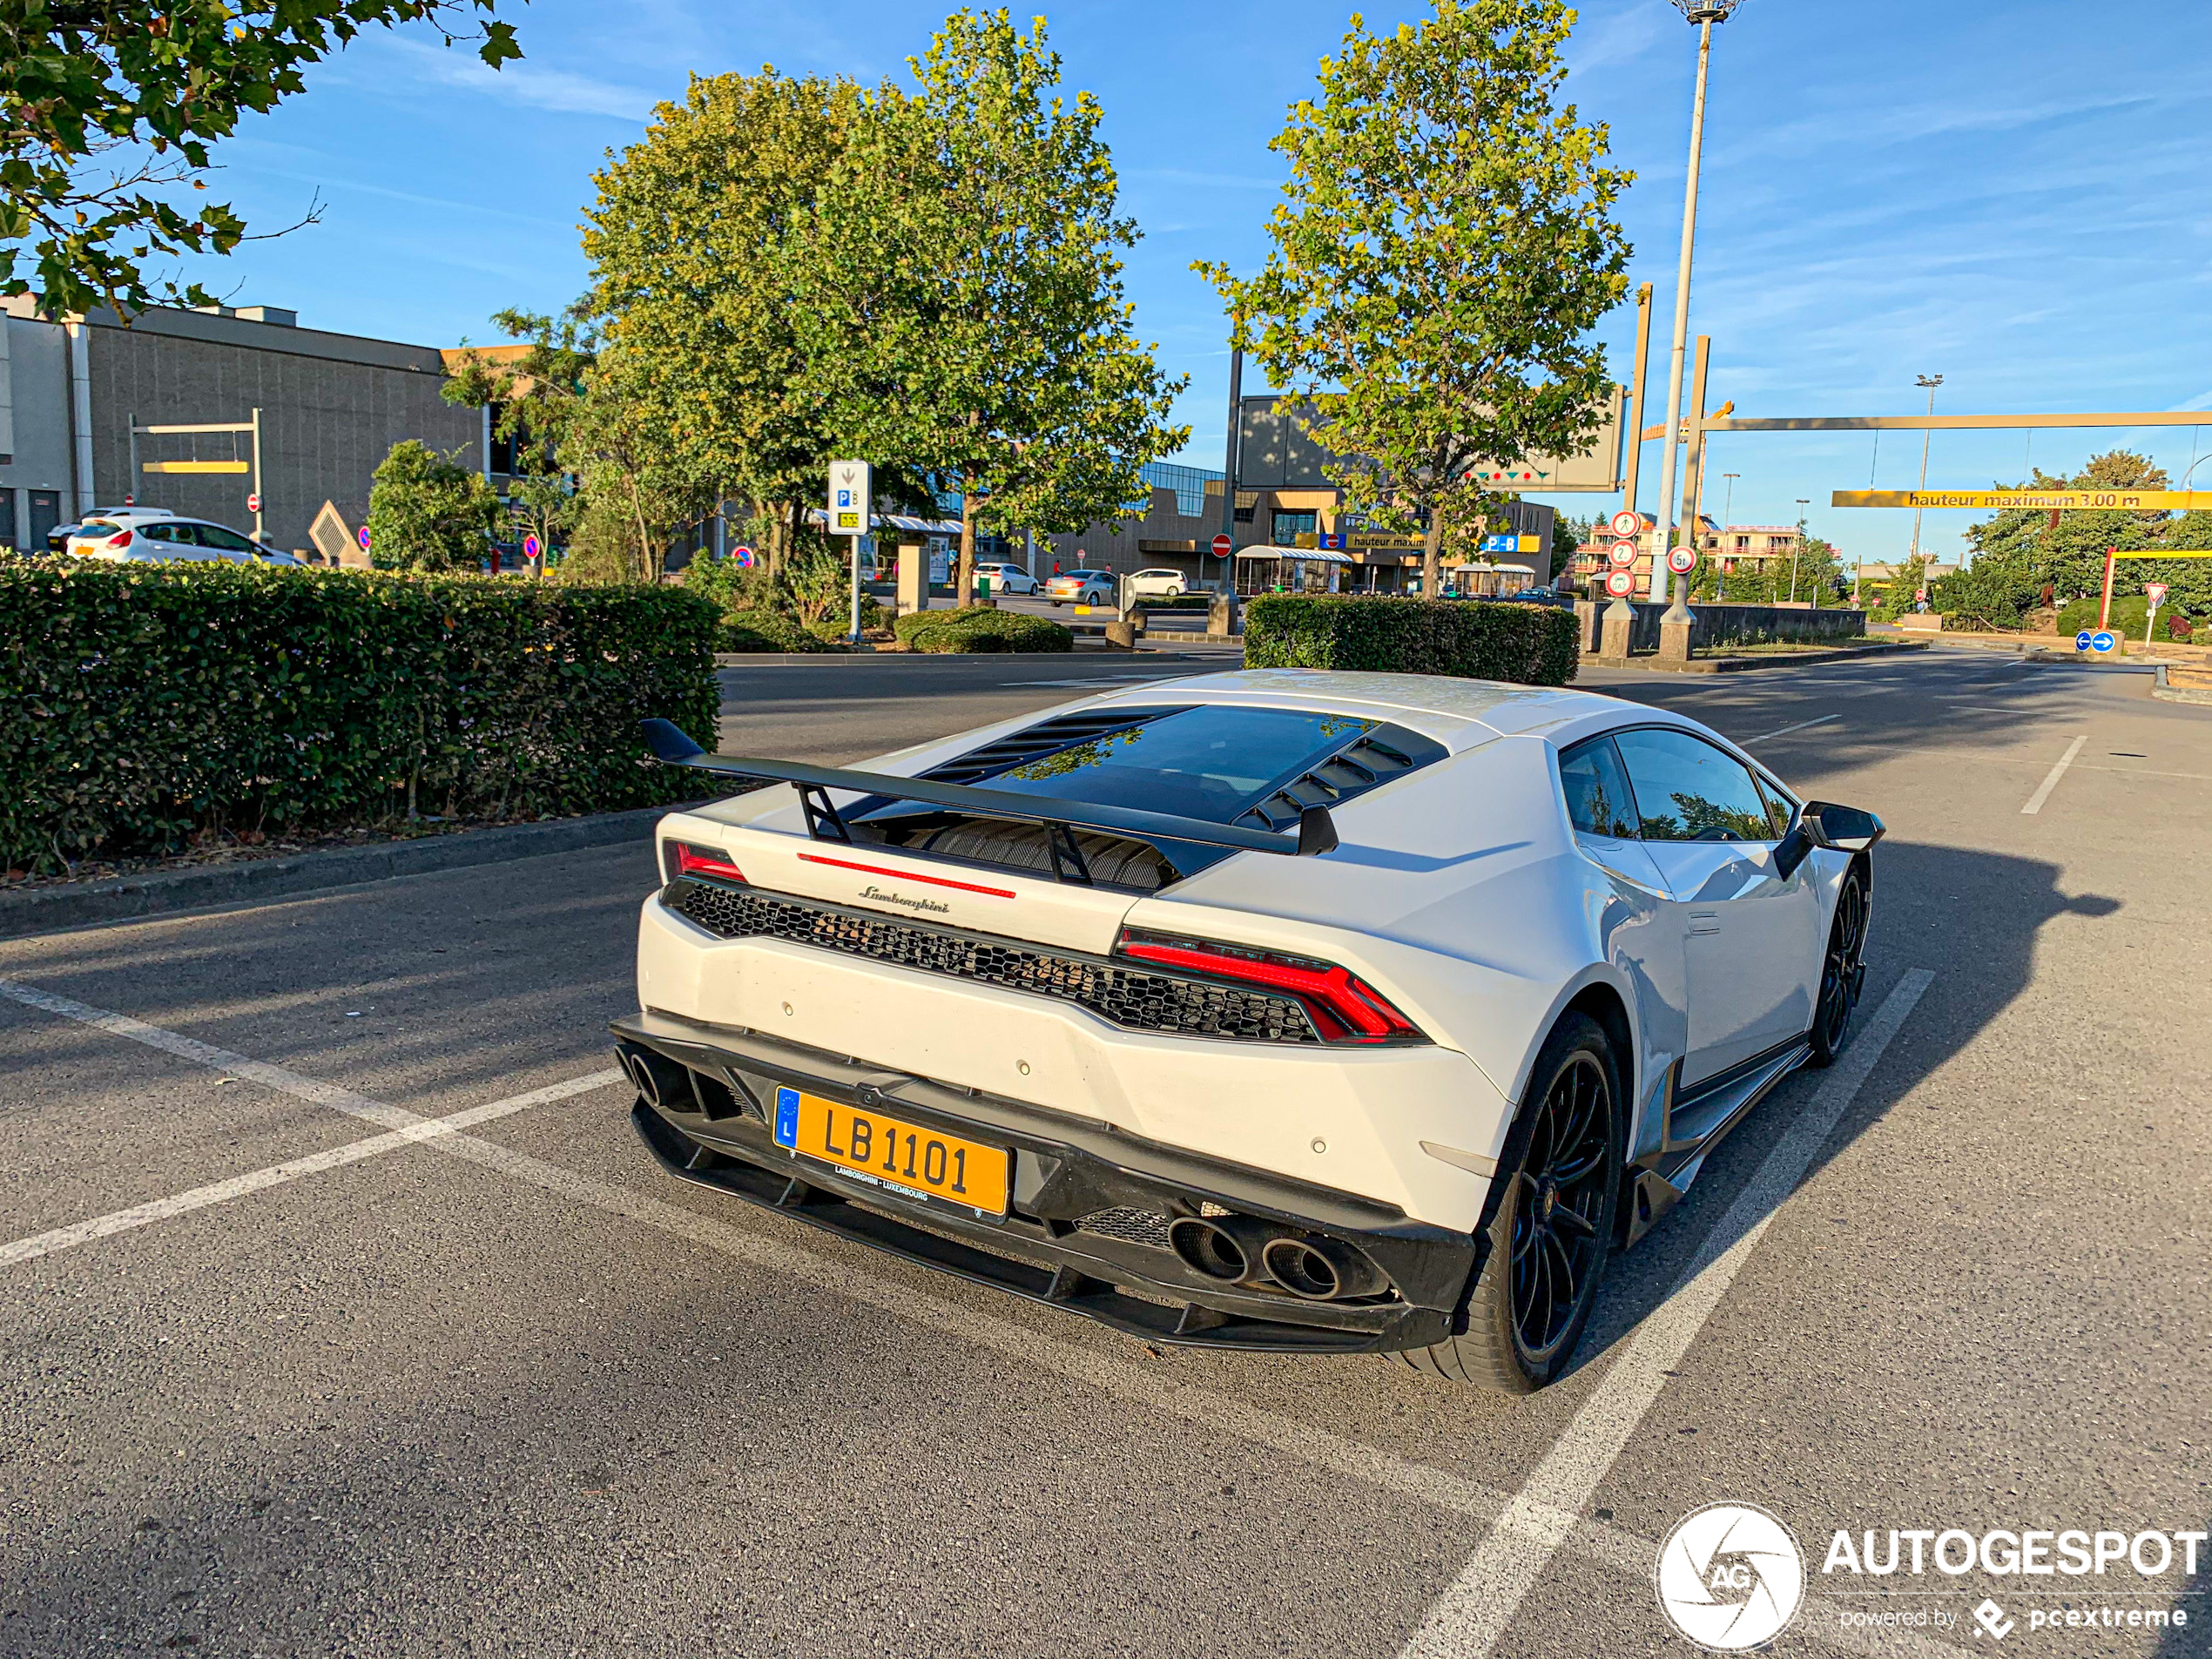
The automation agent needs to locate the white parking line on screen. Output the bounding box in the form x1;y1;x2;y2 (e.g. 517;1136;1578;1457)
3;976;1963;1656
1398;968;1934;1659
997;671;1197;687
0;1070;620;1269
2020;735;2087;814
1739;713;1839;745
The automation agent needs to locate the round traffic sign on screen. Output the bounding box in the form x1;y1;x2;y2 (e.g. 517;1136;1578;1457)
1211;533;1233;556
246;493;262;515
2090;630;2118;654
356;525;372;550
1607;538;1638;569
1608;509;1642;537
1603;567;1635;597
2075;630;2095;651
522;533;542;559
1666;544;1696;576
732;544;754;568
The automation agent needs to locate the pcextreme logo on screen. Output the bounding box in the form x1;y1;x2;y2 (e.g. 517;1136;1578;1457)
1655;1502;1807;1650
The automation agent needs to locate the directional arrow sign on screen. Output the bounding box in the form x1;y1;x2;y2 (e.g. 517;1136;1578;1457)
1832;489;2212;511
826;460;872;537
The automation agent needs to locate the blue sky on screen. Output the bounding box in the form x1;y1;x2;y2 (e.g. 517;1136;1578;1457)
174;0;2212;564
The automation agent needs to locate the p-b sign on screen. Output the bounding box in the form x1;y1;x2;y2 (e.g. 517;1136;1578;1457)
827;460;872;537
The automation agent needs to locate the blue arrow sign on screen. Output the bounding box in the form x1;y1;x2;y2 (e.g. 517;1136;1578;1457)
2089;631;2117;654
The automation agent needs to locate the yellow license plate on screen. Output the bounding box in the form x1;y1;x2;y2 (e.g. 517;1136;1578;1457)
772;1088;1009;1217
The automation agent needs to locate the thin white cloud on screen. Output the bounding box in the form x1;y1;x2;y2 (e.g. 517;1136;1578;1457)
1567;3;1674;76
378;35;662;121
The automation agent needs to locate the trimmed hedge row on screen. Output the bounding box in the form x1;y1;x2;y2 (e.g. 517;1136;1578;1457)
1243;595;1579;685
892;605;1074;654
1;562;719;872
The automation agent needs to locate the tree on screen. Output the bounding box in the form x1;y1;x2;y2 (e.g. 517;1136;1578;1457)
581;69;866;577
444;307;712;583
366;441;502;573
1957;450;2212;617
795;10;1189;601
1550;513;1587;583
3;2;516;320
1197;0;1631;598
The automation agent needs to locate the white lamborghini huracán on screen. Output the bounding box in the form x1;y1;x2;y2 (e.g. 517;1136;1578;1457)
613;670;1880;1391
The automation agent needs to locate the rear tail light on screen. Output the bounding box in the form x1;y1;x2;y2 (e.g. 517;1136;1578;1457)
662;840;745;886
1115;927;1426;1045
102;530;133;548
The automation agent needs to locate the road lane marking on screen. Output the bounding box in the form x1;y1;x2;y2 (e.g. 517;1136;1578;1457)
1739;713;1839;744
0;1071;620;1269
997;671;1197;687
0;978;417;1131
1397;968;1934;1659
2020;735;2088;814
3;978;1966;1657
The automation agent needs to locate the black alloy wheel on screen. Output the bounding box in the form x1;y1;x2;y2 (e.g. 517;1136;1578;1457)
1508;1050;1615;1366
1809;867;1869;1067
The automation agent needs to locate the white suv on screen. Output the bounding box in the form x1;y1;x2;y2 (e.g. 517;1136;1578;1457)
974;562;1039;596
1127;568;1190;599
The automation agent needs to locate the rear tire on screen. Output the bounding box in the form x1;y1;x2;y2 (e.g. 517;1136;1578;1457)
1391;1012;1622;1393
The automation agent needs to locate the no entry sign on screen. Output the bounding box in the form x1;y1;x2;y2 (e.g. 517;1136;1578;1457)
1212;533;1232;557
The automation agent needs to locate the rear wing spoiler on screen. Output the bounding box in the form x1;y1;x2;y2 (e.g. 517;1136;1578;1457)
639;718;1338;884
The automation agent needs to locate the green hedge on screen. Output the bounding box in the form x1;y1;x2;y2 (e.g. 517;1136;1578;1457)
894;605;1074;654
1243;595;1578;685
717;610;847;653
1;562;718;872
2054;594;2201;640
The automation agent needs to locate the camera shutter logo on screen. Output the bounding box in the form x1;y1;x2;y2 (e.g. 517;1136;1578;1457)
1655;1502;1806;1650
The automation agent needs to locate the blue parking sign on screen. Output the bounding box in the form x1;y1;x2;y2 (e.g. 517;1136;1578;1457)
837;489;852;508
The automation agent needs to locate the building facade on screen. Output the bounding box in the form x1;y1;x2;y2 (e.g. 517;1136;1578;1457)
1037;397;1557;596
1;298;485;555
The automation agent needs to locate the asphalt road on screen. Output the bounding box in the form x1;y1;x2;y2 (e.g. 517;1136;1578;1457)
4;643;2208;1657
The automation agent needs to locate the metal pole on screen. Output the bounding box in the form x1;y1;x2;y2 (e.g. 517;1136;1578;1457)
250;407;265;541
128;413;139;508
1791;498;1809;604
1654;17;1716;624
1219;338;1244;593
1908;374;1942;581
1679;335;1712;598
1621;283;1654;517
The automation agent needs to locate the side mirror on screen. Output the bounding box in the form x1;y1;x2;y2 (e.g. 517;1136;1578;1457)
1800;800;1885;853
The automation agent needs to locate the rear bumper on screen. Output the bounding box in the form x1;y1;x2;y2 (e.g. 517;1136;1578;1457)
615;1008;1484;1354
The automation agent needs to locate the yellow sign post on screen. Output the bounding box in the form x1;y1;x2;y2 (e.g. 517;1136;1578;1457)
1831;489;2212;512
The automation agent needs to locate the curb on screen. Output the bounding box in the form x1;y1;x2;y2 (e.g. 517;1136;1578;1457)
0;804;685;941
2152;665;2212;706
1588;642;1931;674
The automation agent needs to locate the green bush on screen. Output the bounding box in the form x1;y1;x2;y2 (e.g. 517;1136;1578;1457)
2052;594;2202;640
718;610;846;653
0;562;718;873
1243;595;1578;685
894;605;1073;654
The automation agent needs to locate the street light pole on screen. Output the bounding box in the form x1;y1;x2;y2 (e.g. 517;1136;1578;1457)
1218;334;1243;596
1908;373;1943;596
1791;497;1809;604
1653;1;1746;625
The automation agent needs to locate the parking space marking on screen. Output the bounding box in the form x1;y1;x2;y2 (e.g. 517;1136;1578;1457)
4;975;1962;1657
0;976;417;1132
1398;968;1934;1659
0;1070;621;1269
2020;735;2088;814
997;671;1198;687
1739;713;1839;744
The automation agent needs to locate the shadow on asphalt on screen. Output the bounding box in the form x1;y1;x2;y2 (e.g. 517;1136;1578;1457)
1567;837;2121;1379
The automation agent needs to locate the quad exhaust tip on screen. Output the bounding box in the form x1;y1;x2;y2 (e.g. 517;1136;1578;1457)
1168;1214;1385;1302
616;1042;694;1115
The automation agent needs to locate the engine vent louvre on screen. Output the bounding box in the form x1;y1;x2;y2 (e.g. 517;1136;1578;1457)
921;707;1189;786
1237;733;1431;833
667;880;1321;1044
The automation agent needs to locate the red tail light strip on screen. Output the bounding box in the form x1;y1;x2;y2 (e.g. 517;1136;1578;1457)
798;852;1015;900
667;841;745;884
1117;934;1424;1044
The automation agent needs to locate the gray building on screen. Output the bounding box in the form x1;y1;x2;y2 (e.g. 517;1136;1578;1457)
1;298;484;556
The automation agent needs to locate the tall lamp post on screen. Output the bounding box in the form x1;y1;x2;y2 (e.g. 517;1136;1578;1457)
1653;0;1749;625
1791;497;1809;604
1907;373;1944;587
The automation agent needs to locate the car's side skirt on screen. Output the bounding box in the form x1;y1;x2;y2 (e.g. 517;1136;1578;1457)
1623;1034;1812;1248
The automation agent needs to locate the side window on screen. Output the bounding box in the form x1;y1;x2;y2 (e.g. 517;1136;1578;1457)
1751;773;1796;840
1612;728;1779;844
195;524;256;552
140;523;184;543
1558;735;1640;840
